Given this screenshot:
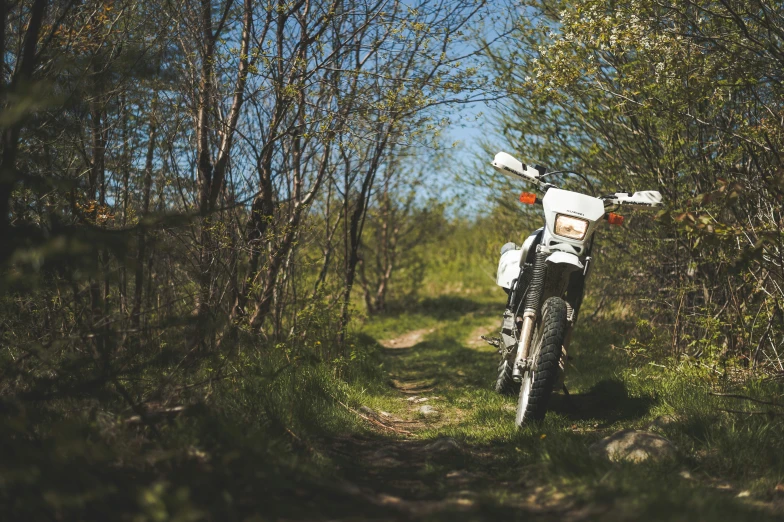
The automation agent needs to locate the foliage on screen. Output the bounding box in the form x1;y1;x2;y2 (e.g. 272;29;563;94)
486;0;784;371
0;0;491;517
3;0;784;517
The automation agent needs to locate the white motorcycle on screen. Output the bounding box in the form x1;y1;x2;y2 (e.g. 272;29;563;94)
488;152;662;427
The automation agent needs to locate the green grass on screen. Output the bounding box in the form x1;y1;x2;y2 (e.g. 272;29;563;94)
6;279;784;520
331;285;784;521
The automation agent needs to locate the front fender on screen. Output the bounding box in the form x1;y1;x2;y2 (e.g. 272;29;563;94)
546;251;583;273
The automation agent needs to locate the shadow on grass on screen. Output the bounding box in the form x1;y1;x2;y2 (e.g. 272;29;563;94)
384;336;498;391
310;431;783;522
385;329;656;428
280;324;781;522
550;378;657;425
381;295;499;322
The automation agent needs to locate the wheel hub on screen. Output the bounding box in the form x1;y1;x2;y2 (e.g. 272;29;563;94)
512;357;534;382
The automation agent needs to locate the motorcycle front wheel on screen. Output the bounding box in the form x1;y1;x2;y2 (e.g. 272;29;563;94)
515;297;568;427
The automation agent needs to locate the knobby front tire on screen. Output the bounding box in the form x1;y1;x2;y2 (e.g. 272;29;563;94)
515;297;568;427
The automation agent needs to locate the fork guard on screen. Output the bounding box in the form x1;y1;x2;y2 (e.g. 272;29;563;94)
545;251;583;273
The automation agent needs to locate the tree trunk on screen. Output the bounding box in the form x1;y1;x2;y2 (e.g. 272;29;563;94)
132;98;157;335
338;138;390;341
0;0;46;264
193;0;253;348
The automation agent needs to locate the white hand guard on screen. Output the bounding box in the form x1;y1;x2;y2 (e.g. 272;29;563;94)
602;191;663;209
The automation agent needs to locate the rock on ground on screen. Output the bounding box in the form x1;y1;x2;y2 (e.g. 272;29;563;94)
647;414;682;433
590;429;677;463
359;405;377;417
372;446;399;459
418;405;438;416
423;437;460;453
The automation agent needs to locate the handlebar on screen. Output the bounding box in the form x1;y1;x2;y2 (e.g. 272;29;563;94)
491;152;548;187
492;151;663;209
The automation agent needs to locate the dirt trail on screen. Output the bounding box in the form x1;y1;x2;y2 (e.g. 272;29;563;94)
315;325;597;521
465;323;496;348
378;327;436;349
290;319;781;522
324;431;602;520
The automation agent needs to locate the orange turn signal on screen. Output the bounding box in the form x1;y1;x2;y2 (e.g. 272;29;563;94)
607;213;624;226
520;192;537;205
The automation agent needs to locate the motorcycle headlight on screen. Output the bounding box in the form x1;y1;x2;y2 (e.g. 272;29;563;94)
554;214;589;240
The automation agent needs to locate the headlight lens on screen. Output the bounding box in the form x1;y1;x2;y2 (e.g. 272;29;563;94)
554;214;589;240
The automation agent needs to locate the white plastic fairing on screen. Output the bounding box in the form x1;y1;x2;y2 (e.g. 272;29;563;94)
542;188;605;250
497;248;523;289
519;228;543;267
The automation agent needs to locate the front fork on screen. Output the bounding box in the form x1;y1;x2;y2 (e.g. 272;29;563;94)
511;248;549;382
512;314;537;381
513;307;576;381
509;247;580;382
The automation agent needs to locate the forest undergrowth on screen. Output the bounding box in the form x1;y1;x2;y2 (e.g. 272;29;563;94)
6;267;784;521
4;1;784;520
